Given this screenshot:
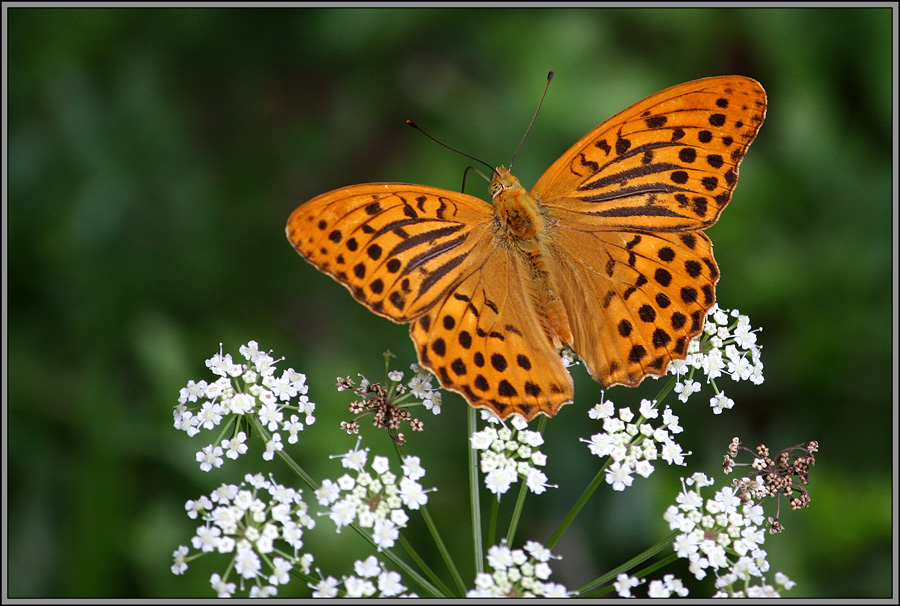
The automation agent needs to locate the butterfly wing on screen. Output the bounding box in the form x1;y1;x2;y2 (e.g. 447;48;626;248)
409;235;574;421
548;228;717;387
287;183;494;322
533;76;766;387
532;76;766;231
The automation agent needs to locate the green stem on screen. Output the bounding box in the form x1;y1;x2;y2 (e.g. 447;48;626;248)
487;495;499;549
390;439;465;595
506;415;547;545
575;530;679;597
545;460;610;550
419;505;466;595
505;479;528;546
468;406;484;574
397;533;453;596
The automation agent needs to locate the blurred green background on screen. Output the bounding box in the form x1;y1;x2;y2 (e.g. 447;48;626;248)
7;7;895;598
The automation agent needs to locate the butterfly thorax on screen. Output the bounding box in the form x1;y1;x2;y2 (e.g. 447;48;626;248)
490;166;574;349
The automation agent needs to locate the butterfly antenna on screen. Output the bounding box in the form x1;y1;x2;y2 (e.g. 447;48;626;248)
406;120;496;178
510;70;554;171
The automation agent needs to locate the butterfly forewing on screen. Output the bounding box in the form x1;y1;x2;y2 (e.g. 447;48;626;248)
533;76;766;232
287;184;493;322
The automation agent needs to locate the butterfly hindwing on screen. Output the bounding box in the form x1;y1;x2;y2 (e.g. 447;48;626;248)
410;235;574;420
549;227;717;387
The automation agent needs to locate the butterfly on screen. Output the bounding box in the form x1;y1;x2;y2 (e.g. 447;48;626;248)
286;76;766;422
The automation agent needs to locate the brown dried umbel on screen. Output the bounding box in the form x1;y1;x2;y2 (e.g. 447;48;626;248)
335;376;424;445
723;437;818;533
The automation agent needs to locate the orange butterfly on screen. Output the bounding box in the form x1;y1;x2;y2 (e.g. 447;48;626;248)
287;76;766;422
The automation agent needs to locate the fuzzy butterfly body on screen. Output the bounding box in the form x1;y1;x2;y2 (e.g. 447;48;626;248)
287;76;766;421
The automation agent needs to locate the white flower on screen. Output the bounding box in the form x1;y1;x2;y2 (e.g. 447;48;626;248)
258;401;283;431
605;461;634;491
310;574;340;597
588;399;615;419
470;429;495;450
234;546;261;579
196;445;224;472
337;444;368;471
525;468;553;494
485;466;516;495
209;573;235;597
401;456;426;480
674;379;701;402
329;499;357;531
191;525;221;552
487;544;514;570
344;576;375;597
377;570;406;596
775;572;796;590
315;479;340;506
710;392;735;414
372;519;399;551
660;439;688;466
614;573;641;597
185;495;212;519
268;557;292;585
638;398;658;419
371;455;391;476
171;545;189;575
399;478;429;509
221;432;248;460
262;433;283;461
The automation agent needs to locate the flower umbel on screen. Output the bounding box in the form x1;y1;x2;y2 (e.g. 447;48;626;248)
663;471;796;597
171;473;315;597
466;540;571;597
175;341;316;471
470;411;554;497
668;305;765;412
581;393;689;490
316;441;435;550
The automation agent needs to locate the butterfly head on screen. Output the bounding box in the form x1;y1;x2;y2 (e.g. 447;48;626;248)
489;165;521;200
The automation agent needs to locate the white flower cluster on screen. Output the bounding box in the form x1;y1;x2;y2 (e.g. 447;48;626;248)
581;395;689;491
668;305;765;412
467;540;570;597
175;341;316;471
308;556;416;597
663;472;795;597
314;442;433;551
470;411;552;496
171;472;315;598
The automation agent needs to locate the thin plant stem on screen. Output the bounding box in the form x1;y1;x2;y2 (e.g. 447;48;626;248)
419;505;467;595
468;406;484;574
396;533;453;597
506;415;548;544
545;460;610;550
575;530;679;597
505;480;528;546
